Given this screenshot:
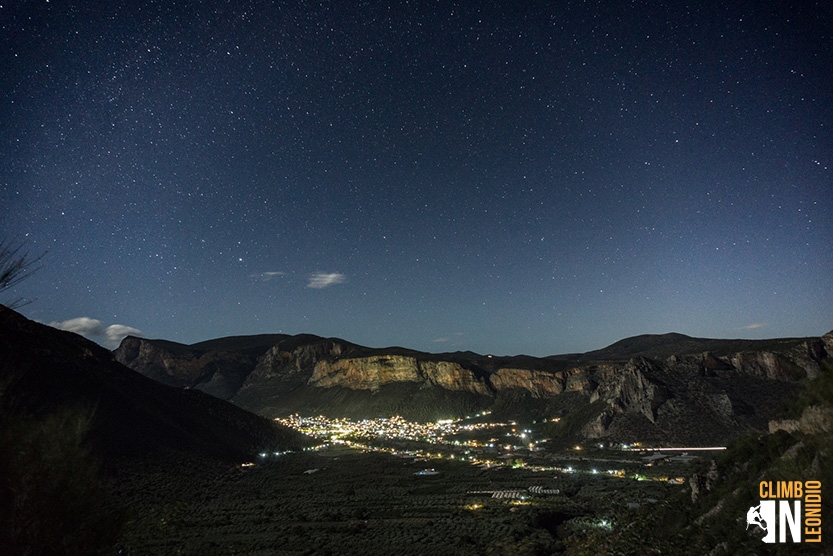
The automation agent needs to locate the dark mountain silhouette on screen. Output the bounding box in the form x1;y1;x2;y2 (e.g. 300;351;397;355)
0;306;309;461
561;332;815;361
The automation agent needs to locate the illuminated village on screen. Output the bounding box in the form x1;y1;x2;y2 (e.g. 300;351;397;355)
270;413;711;485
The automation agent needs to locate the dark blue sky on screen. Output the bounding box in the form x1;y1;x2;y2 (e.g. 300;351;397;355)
2;1;831;355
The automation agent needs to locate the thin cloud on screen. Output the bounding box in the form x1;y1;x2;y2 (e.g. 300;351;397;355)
103;324;143;347
740;322;768;330
432;337;450;343
307;272;346;289
49;317;143;349
50;317;103;336
252;271;287;281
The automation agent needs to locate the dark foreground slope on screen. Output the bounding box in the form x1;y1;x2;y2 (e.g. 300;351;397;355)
0;306;308;460
0;306;307;555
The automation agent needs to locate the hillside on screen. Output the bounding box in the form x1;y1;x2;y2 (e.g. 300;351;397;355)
0;306;309;461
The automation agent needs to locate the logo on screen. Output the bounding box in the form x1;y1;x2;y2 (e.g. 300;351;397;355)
745;480;822;543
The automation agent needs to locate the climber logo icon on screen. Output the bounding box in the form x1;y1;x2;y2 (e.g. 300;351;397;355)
746;504;767;533
745;480;822;544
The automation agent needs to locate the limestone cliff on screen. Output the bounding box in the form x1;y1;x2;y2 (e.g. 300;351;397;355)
231;338;348;414
573;350;812;442
309;356;491;396
728;350;809;381
490;368;564;398
310;355;421;390
244;340;346;383
564;368;597;394
421;361;492;395
591;357;668;423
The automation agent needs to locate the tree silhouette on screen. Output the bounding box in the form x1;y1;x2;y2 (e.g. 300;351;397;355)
0;238;43;308
1;238;125;554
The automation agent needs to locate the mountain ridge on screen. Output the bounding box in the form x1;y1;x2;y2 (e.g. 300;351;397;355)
114;327;831;446
122;330;819;361
569;331;817;361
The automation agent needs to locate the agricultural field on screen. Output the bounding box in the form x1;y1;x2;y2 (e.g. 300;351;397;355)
110;444;688;555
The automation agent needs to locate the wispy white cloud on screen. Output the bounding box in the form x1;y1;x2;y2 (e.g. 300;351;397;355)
49;317;142;349
739;322;768;330
307;272;346;289
103;324;143;347
432;337;450;343
50;317;103;336
252;271;287;281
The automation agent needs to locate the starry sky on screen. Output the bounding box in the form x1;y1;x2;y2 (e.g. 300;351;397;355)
2;1;832;355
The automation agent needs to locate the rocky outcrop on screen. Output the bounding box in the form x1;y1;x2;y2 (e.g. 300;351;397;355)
490;368;564;397
564;369;596;394
668;348;818;380
309;356;491;396
114;336;268;399
576;359;672;439
769;405;833;435
310;356;422;390
689;461;720;503
230;339;349;415
421;361;491;395
728;351;808;381
114;336;205;386
665;352;734;376
704;393;734;421
823;331;833;353
245;340;346;383
591;358;668;423
581;409;615;439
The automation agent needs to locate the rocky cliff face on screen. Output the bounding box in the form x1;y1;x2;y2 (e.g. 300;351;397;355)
538;341;831;444
114;336;278;399
114;336;201;386
245;340;346;383
728;351;808;381
591;358;668;423
114;329;833;445
490;368;564;397
310;355;421;390
231;338;350;415
421;360;492;395
769;405;833;435
309;356;492;396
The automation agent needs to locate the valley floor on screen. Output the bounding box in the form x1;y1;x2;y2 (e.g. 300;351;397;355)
109;445;686;556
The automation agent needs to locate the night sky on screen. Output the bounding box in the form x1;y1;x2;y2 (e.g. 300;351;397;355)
2;1;831;355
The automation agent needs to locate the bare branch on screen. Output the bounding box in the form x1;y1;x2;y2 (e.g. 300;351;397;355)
0;239;45;308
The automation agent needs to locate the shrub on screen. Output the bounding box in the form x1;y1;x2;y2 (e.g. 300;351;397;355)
0;399;125;555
